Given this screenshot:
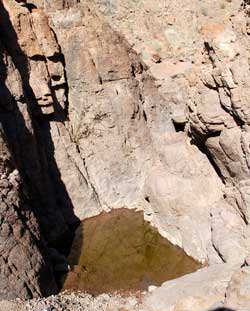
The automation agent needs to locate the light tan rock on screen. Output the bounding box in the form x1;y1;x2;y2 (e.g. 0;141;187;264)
142;264;238;311
46;3;227;264
224;267;250;311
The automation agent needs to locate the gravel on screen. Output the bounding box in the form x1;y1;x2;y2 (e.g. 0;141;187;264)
0;291;145;311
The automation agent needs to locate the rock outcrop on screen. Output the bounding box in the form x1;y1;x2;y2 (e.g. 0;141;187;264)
0;123;56;298
91;0;250;260
1;0;250;308
0;0;76;298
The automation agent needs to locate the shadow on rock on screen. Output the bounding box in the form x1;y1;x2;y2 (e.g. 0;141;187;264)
211;308;236;311
0;1;80;297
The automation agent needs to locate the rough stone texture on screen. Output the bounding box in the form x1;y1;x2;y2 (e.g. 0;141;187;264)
142;264;238;311
1;0;250;305
0;291;143;311
0;126;56;298
44;1;226;265
224;266;250;311
89;0;250;264
0;0;77;298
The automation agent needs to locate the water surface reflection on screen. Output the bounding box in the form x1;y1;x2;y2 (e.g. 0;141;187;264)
62;209;201;295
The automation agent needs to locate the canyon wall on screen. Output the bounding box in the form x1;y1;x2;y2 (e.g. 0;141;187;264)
1;0;250;302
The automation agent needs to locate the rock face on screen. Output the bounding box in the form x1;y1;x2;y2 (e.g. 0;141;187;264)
47;2;222;264
0;126;56;298
1;0;250;307
0;0;75;298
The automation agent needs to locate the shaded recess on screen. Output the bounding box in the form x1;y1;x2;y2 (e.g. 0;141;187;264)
0;0;79;249
0;1;80;298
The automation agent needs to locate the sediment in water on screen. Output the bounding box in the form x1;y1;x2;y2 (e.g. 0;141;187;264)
62;209;202;295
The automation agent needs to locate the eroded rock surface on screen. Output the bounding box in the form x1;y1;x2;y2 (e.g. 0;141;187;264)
1;0;250;307
42;0;225;265
142;263;238;311
0;125;56;298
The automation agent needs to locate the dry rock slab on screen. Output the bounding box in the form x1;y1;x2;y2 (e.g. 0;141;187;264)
141;264;239;311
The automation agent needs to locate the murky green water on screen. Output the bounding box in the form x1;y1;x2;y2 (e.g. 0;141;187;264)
62;209;201;295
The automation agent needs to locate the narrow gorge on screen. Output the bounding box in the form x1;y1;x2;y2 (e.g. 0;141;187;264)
1;0;250;310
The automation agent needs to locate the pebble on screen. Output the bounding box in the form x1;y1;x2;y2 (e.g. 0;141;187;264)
17;291;143;311
148;285;157;292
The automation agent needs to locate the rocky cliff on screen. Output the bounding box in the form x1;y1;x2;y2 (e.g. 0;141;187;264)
1;0;250;309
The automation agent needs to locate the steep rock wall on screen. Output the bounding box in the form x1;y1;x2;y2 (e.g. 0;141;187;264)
1;0;250;300
0;102;56;298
